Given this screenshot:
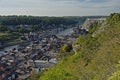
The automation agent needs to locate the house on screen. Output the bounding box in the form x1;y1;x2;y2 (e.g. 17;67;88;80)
0;63;18;80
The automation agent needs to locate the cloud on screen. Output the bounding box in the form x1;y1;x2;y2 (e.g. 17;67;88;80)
0;0;119;16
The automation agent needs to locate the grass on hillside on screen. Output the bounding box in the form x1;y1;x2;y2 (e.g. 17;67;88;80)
30;13;120;80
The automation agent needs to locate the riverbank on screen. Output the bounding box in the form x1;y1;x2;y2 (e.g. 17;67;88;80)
0;26;81;80
0;39;28;51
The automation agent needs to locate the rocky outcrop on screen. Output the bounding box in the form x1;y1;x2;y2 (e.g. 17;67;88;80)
82;18;106;31
92;21;108;37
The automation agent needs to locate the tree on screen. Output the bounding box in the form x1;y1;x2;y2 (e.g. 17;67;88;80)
0;25;9;32
60;44;73;53
31;25;42;31
58;44;73;59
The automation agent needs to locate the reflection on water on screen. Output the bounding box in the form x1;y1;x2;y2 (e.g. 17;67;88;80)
0;45;19;55
0;27;74;55
4;45;19;51
57;28;73;36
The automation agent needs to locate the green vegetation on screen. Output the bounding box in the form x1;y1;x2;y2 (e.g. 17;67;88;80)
39;13;120;80
0;16;85;46
108;13;120;24
0;16;105;46
31;25;43;31
58;44;73;59
29;70;41;80
0;16;105;29
108;61;120;80
0;32;20;43
60;44;73;53
0;25;9;32
89;23;101;34
0;16;79;26
0;24;19;44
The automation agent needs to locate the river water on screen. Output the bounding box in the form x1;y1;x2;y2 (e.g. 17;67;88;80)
0;45;19;55
0;27;74;55
57;27;73;36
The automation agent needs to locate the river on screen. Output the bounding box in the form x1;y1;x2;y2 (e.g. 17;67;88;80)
0;27;74;55
57;27;73;36
0;45;19;55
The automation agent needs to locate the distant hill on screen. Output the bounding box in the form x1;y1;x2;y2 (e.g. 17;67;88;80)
38;13;120;80
0;16;106;26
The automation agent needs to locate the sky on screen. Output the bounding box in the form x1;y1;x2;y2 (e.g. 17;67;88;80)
0;0;120;16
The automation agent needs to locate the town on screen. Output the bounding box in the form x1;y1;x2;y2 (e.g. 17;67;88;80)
0;23;88;80
0;0;119;80
0;17;107;80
